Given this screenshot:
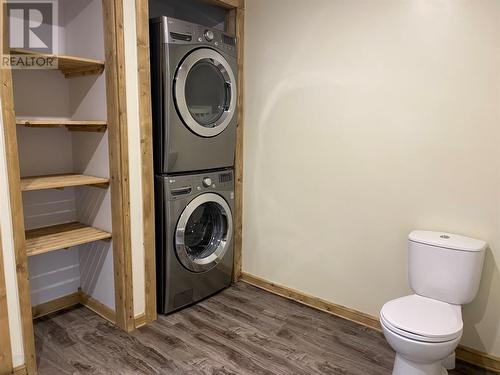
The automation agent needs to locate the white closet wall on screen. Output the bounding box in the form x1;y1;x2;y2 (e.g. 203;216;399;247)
64;0;114;310
0;95;24;366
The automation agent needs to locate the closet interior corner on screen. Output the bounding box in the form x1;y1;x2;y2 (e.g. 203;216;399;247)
10;0;128;330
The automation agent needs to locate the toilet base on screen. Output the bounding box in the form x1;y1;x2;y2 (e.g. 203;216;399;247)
393;354;448;375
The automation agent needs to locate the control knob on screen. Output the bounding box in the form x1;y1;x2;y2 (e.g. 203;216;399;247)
202;177;212;187
204;30;214;42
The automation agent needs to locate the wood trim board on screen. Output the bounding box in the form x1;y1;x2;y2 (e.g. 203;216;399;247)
240;272;500;373
0;1;37;373
134;0;157;326
9;49;104;78
232;6;244;282
0;231;13;375
240;273;381;330
12;365;26;375
32;290;116;324
202;0;244;9
16;119;107;132
78;289;116;324
455;346;500;373
223;3;245;283
101;0;135;332
20;174;109;192
134;313;147;329
31;292;80;320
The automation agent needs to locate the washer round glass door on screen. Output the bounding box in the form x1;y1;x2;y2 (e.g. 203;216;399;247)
175;193;233;272
174;48;237;138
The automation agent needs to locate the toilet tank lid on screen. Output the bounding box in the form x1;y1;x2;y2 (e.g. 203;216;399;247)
409;231;487;252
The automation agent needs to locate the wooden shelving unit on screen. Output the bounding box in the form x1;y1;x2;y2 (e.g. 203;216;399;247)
21;174;109;191
25;222;112;257
17;119;107;132
0;1;141;371
10;49;105;78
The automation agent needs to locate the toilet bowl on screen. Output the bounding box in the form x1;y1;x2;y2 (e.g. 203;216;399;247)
381;231;486;375
380;294;463;375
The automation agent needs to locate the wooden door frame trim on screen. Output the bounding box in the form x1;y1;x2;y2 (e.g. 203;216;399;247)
102;0;135;332
134;0;157;326
216;0;245;283
0;1;37;372
0;230;14;374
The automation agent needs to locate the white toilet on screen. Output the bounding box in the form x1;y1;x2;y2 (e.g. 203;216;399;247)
381;230;486;375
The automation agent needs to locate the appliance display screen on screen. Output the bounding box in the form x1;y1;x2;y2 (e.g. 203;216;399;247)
222;34;236;46
219;173;233;183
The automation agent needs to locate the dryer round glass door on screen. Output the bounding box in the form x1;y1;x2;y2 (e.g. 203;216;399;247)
175;48;237;138
175;193;233;272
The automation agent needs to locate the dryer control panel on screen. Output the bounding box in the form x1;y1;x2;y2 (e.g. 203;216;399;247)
153;16;237;57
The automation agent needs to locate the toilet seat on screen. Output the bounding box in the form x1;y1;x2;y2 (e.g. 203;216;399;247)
381;294;463;343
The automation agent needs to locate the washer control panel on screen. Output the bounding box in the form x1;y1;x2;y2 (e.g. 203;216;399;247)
157;16;237;57
204;30;215;41
202;177;212;187
167;169;234;200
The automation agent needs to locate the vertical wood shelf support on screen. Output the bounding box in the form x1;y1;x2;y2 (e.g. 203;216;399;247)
0;231;14;374
135;0;157;326
0;1;37;373
102;0;135;333
233;4;245;283
219;0;245;283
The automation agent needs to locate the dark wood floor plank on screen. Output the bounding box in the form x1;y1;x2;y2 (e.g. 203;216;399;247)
34;282;498;375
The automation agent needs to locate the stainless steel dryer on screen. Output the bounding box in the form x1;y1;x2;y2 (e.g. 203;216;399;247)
150;16;238;173
156;169;234;314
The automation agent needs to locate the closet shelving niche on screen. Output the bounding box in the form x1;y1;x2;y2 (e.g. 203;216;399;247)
1;1;132;357
12;0;116;324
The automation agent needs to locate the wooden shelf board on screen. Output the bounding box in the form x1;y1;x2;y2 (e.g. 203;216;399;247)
26;222;112;257
21;174;109;191
10;49;105;78
16;119;107;132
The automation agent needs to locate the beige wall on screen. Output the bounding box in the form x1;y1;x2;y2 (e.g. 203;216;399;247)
243;0;500;357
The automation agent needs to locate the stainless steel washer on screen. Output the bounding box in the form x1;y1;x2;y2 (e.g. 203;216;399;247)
156;169;234;314
150;16;238;173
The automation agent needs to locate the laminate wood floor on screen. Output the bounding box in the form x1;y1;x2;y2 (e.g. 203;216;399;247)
34;282;497;375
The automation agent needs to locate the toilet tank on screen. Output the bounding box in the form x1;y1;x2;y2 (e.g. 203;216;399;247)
409;231;486;305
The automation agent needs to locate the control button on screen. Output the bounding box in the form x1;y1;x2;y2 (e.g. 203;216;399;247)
204;30;214;41
214;41;219;46
198;37;203;42
202;177;212;187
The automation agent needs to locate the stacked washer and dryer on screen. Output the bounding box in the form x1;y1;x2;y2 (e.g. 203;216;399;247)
150;16;238;314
